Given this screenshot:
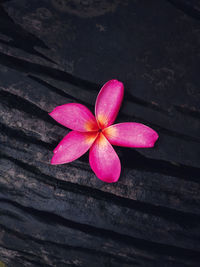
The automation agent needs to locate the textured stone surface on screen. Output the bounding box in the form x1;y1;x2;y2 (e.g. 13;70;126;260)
0;0;200;266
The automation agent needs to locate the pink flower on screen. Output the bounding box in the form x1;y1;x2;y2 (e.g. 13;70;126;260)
49;80;159;183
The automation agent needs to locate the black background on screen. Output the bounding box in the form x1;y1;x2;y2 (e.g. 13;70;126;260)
0;0;200;266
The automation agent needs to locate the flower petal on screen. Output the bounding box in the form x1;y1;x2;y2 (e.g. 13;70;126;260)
103;122;159;148
49;103;98;132
89;133;121;183
51;131;98;165
95;80;124;129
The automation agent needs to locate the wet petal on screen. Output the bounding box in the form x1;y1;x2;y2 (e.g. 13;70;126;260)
89;133;121;183
49;103;98;132
95;80;124;129
103;122;159;148
51;131;98;165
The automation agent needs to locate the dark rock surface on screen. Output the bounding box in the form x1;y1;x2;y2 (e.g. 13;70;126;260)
0;0;200;266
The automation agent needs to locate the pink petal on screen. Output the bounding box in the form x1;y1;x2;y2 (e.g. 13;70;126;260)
103;122;159;148
89;133;121;183
49;103;98;132
51;131;98;165
95;80;124;129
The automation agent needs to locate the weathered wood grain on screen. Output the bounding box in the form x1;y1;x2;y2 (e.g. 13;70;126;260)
0;0;200;266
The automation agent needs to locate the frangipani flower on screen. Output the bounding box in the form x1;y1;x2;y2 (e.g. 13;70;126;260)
49;80;158;183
